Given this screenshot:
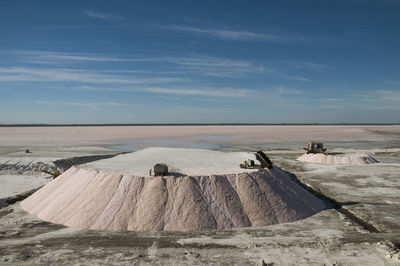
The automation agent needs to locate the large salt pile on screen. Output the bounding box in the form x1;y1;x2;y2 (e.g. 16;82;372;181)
21;148;326;232
297;153;379;165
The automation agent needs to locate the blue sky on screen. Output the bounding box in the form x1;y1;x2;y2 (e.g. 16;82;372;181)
0;0;399;124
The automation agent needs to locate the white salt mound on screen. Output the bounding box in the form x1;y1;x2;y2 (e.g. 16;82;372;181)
21;148;326;232
297;153;379;165
86;147;259;176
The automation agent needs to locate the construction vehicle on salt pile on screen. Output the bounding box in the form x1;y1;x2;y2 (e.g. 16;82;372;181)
240;150;273;169
153;163;169;176
304;141;327;154
42;170;62;179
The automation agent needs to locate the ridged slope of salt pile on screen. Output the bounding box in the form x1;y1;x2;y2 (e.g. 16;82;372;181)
21;148;326;232
297;153;379;165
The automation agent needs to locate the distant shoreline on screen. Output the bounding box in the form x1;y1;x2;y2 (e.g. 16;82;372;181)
0;123;399;127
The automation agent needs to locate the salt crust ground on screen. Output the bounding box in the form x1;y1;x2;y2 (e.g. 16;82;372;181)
0;175;48;198
21;148;326;232
297;153;379;165
0;146;118;175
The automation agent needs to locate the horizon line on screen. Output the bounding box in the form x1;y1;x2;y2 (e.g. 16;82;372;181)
0;123;399;127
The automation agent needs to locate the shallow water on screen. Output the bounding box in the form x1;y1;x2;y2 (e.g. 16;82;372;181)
108;137;221;152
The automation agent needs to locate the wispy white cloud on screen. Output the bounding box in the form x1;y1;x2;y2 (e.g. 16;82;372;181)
82;10;124;20
356;105;400;110
277;60;331;70
13;51;259;77
345;29;371;38
165;55;264;77
275;73;315;82
275;86;304;94
18;51;154;63
32;25;93;30
142;87;251;97
0;67;183;84
264;69;315;82
356;89;400;110
36;100;138;108
374;89;400;101
77;85;252;98
17;51;261;75
159;25;306;42
384;80;400;86
325;97;346;102
318;104;347;109
9;51;317;82
170;105;234;113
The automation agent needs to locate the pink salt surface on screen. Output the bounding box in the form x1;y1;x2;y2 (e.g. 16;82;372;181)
1;125;398;147
21;148;326;232
297;153;379;165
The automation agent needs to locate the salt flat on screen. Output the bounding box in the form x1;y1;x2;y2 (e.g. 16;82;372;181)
0;125;399;265
1;125;399;148
0;175;48;199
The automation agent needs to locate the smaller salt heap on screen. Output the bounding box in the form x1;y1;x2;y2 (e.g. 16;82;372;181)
297;153;379;165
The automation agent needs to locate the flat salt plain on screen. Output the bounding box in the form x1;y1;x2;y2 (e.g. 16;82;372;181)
0;125;400;265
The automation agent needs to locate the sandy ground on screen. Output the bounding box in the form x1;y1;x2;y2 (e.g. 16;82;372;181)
0;204;398;265
0;125;399;265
